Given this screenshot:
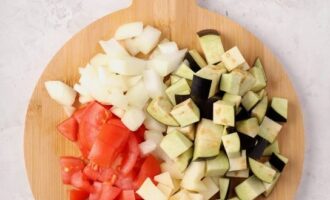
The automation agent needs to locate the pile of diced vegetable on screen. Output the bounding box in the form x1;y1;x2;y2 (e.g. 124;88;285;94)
45;21;289;200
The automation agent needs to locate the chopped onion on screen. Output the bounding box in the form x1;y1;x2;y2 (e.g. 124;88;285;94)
79;95;94;104
144;114;166;132
108;56;146;76
139;140;157;157
125;38;140;56
126;75;142;88
107;89;128;108
63;105;76;117
126;81;149;108
99;38;130;57
158;42;178;54
143;69;166;98
110;106;126;118
134;26;161;55
121;107;146;131
90;53;110;67
45;81;77;106
114;21;143;40
144;130;164;144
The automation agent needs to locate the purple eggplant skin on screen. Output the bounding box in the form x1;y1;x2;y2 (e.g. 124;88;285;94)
247;137;270;159
197;29;220;37
184;52;202;72
269;153;286;172
266;106;287;122
175;94;191;105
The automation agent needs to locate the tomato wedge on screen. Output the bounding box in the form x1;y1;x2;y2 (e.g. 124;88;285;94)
89;182;102;200
57;117;78;141
60;157;85;184
115;170;137;190
83;163;115;182
120;135;139;175
134;125;146;143
134;155;161;188
88;122;130;167
99;183;121;200
78;102;110;157
119;190;136;200
71;171;94;193
69;189;89;200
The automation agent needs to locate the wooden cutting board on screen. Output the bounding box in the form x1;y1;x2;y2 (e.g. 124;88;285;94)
24;0;305;199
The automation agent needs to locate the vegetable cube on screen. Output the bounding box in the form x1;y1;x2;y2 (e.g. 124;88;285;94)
213;100;235;126
160;130;193;159
221;46;246;71
170;98;200;127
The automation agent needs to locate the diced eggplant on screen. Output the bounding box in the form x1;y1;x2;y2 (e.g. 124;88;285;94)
222;132;241;158
263;140;280;156
170;189;191;200
195;64;226;98
241;91;260;111
269;153;288;172
226;126;238;134
181;161;206;192
233;69;256;96
170;75;181;84
190;75;212;103
235;176;265;200
199;177;220;200
147;96;179;126
263;162;281;197
185;50;207;71
222;93;242;110
221;46;247;71
247;136;270;159
170;98;200;127
175;147;193;172
199;96;222;120
228;197;240;200
165;78;191;105
236;118;260;138
161;162;184;179
175;94;191;105
250;66;267;92
167;124;195;141
249;158;277;183
238;133;257;150
251;96;268;123
213;100;235;126
258;117;282;143
220;72;244;95
206;151;229;176
197;29;225;64
267;97;288;122
219;178;230;200
254;58;267;81
160;130;193;159
137;178;167;200
257;89;267;99
236;107;251;121
229;150;247;171
193;119;224;159
173;60;195;80
226;169;250;178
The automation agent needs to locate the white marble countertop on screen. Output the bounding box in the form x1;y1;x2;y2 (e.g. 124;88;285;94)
0;0;329;199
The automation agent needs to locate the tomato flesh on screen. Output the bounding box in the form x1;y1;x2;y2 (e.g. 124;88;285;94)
120;135;139;175
119;190;136;200
57;117;78;141
99;183;121;200
134;155;161;189
69;189;89;200
60;157;85;184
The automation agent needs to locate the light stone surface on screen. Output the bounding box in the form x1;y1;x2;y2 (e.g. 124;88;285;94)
0;0;329;199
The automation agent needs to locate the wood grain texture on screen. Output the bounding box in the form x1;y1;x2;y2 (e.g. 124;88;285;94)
24;0;305;199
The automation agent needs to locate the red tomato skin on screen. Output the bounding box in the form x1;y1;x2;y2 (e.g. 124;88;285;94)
60;157;85;185
120;135;140;175
118;190;136;200
134;125;146;143
115;170;137;190
88;123;130;167
83;163;115;182
57;117;79;141
69;189;89;200
77;102;110;156
99;183;121;200
73;104;89;124
89;182;102;200
134;155;161;189
71;171;94;193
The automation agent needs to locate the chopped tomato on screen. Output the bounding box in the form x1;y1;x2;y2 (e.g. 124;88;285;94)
118;190;135;200
134;155;161;188
69;189;89;200
83;163;115;182
60;157;85;184
120;135;139;175
115;170;137;190
107;118;126;129
89;182;102;200
78;102;110;156
73;105;89;123
134;125;146;143
99;183;121;200
88;123;130;167
57;117;78;141
71;171;94;193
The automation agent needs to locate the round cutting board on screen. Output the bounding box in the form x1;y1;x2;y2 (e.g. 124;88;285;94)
24;0;305;199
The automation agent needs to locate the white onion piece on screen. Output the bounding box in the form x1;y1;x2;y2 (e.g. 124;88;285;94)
158;42;178;54
110;106;126;118
139;140;157;157
99;38;129;57
107;89;128;108
149;49;187;77
109;56;146;76
126;81;149;108
125;38;140;56
144;130;164;145
73;83;91;97
134;26;161;55
45;81;77;106
79;95;94;104
144;114;166;132
126;75;142;88
90;53;110;67
98;71;128;92
143;69;166;99
114;22;143;40
63;106;76;117
121;107;146;131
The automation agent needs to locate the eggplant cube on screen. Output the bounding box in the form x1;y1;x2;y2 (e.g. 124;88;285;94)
258;117;282;143
213;100;235;126
222;93;242;110
235;176;266;200
170;98;200;127
236;117;260;138
160;130;193;159
241;91;260;111
206;151;229;176
220;72;244;95
222;132;241;158
197;29;225;64
250;66;267;92
228;150;247;171
173;60;195;80
221;46;246;71
165;78;191;105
